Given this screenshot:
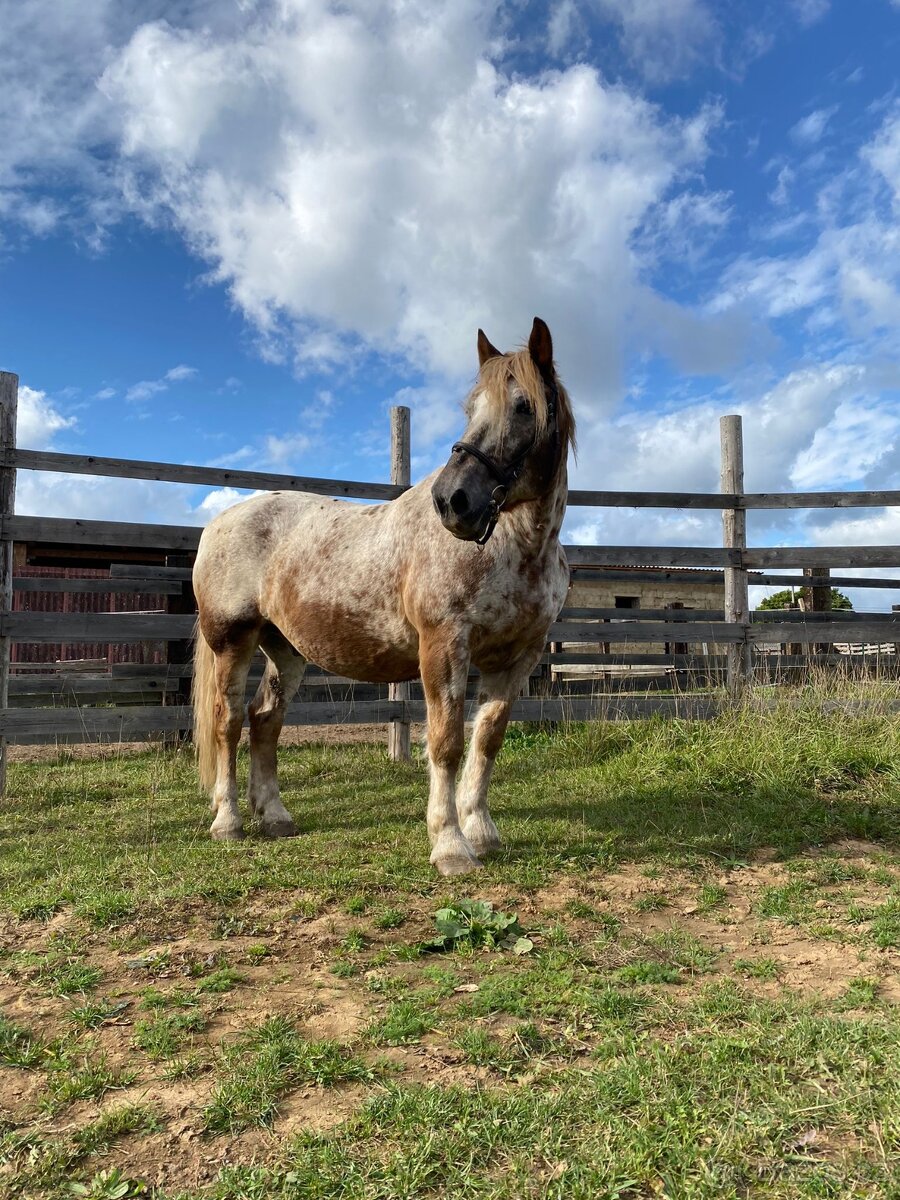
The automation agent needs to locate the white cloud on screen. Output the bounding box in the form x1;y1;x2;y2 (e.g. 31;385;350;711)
263;432;313;466
88;4;726;409
789;0;830;26
547;0;583;57
790;397;899;488
592;0;718;83
564;355;900;552
790;105;838;145
196;487;266;520
165;364;198;383
17;385;76;448
125;364;198;403
712;105;900;350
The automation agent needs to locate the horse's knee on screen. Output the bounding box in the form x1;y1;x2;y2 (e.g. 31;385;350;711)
428;712;464;772
474;699;510;759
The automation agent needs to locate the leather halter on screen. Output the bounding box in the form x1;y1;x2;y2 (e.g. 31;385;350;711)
451;379;559;546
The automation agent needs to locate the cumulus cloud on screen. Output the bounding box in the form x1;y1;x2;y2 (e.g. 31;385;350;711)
17;385;76;448
564;357;900;553
85;3;730;409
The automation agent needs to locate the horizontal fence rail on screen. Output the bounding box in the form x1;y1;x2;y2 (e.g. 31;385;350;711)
16;449;899;511
0;389;898;759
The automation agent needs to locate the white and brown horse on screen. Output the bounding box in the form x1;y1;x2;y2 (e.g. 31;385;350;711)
192;317;575;876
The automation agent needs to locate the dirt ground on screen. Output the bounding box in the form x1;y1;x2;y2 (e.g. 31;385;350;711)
3;841;900;1194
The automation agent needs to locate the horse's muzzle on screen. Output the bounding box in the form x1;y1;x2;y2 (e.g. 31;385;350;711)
431;481;494;541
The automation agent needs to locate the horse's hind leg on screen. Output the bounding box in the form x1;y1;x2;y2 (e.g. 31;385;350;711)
457;639;546;857
210;635;259;841
247;625;306;837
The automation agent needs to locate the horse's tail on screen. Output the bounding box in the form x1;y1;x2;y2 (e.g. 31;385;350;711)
192;620;218;795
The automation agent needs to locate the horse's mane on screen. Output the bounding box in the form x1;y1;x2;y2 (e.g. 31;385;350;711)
471;348;577;458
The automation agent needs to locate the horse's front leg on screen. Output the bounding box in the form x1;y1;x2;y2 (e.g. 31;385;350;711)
457;640;546;858
420;633;481;877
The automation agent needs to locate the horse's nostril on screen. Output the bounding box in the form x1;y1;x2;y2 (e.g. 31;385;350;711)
449;489;469;515
433;492;448;518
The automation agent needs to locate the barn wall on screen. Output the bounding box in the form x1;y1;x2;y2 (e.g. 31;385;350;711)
12;567;167;666
567;576;727;654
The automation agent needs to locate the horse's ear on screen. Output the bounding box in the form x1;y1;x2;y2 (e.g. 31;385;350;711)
528;317;554;377
477;329;501;367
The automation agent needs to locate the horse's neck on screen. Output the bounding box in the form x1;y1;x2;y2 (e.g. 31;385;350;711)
507;463;568;556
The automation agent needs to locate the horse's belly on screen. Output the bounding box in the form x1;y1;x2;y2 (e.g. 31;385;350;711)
275;602;419;684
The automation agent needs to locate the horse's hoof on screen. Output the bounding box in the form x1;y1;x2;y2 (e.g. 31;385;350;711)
462;819;502;858
260;820;299;839
469;838;503;858
211;826;244;841
433;853;483;877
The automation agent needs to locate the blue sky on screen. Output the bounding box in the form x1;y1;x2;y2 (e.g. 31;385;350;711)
1;0;899;604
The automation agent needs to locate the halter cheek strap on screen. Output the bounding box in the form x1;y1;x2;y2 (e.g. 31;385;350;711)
450;380;559;546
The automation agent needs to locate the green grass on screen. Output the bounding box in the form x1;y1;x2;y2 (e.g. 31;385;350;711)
202;1016;374;1133
2;693;900;1197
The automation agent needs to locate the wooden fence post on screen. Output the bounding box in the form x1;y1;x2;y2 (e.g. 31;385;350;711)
388;406;411;762
803;565;831;655
165;552;196;743
0;372;18;795
720;415;751;696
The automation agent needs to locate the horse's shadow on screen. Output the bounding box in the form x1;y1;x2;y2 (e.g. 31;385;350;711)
499;776;900;867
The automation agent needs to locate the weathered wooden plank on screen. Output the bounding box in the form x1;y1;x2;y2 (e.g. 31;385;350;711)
8;677;173;697
13;448;403;502
13;577;183;595
559;607;726;621
557;608;897;623
746;573;900;591
743;547;900;569
565;489;900;510
569;568;728;586
2;612;196;641
6;515;202;552
110;564;193;580
748;621;899;643
549;621;745;643
0;371;18;794
546;654;727;669
742;491;900;510
566;490;738;510
564;545;736;568
0;699;404;740
751;610;898;623
388;406;412;763
721;415;751;695
407;697;724;722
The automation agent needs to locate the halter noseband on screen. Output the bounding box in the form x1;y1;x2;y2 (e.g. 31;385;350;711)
450;380;559;546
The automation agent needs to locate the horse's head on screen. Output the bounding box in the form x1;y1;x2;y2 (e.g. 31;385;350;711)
432;316;574;543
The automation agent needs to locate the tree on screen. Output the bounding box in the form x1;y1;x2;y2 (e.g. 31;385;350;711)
758;588;852;611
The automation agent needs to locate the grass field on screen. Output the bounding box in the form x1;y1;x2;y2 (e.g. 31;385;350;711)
1;689;899;1198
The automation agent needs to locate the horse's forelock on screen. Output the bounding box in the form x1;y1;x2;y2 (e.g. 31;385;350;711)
470;349;576;456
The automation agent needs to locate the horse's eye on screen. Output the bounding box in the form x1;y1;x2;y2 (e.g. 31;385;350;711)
514;397;531;415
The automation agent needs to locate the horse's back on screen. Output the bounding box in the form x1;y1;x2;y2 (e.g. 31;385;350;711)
194;490;421;680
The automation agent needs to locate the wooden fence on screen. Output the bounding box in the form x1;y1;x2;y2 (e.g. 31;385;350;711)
0;370;898;779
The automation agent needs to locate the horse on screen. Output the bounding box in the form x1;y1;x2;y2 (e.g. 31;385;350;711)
191;316;575;876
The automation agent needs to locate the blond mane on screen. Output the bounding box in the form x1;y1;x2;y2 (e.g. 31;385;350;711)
470;348;577;457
